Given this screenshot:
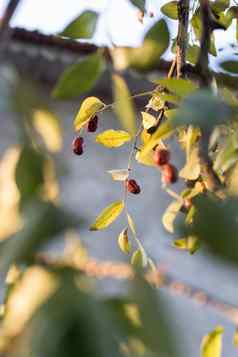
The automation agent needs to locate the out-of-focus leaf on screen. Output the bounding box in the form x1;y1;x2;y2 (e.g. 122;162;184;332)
113;74;136;136
53;53;105;100
129;0;145;11
96;130;131;148
220;60;238;74
90;201;124;231
162;200;183;233
186;44;200;64
127;213;137;236
227;162;238;195
135;149;156;167
107;169;129;181
233;327;238;347
161;1;178;19
61;11;98;39
127;213;147;266
128;19;170;71
201;326;224;357
33;110;62;152
0;201;77;272
179;146;201;180
155;78;198;98
213;136;238;174
141;111;157;130
118;228;131;254
130;274;178;357
15;146;45;207
74;96;105;131
211;0;230;12
173;236;200;254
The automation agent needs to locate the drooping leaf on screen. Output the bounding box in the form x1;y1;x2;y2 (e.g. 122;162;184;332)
141;111;157;130
131;249;144;267
118;228;131;254
107;169;129;181
127;213;137;236
173;236;200;254
113;74;136;136
61;11;98;39
74;96;105;131
179;146;201;180
161;1;178;19
201;326;224;357
220;60;238;74
129;0;145;11
53;53;105;100
33;110;62;152
90;201;124;231
96;130;131;148
162;201;183;233
135;149;156;167
155;78;198;98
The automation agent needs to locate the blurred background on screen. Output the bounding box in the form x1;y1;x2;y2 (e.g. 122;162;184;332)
0;1;238;356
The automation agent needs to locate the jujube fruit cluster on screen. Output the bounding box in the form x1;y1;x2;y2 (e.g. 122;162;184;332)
126;179;141;194
153;147;178;184
72;115;99;155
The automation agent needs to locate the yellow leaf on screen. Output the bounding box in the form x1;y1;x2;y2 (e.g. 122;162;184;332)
74;96;104;131
179;146;201;180
162;201;183;233
90;200;124;231
173;236;200;254
107;169;129;181
33;110;62;152
113;74;136;136
118;228;131;254
131;249;143;267
127;213;137;236
96;130;131;148
141;111;157;130
135;149;155;167
140;129;151;144
201;326;224;357
233;327;238;347
140;120;174;158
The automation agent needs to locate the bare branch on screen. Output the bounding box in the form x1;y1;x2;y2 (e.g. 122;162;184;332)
176;0;190;78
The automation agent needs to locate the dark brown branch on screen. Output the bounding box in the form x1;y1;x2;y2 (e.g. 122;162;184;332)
176;0;190;78
0;0;21;50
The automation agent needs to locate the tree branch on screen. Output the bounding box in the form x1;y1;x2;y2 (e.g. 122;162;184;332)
0;0;21;51
176;0;190;78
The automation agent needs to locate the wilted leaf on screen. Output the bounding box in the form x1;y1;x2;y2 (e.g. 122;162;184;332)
33;110;62;152
179;146;201;180
107;169;129;181
113;74;136;136
90;201;124;231
96;130;131;148
201;326;224;357
220;60;238;74
74;96;105;131
53;53;105;100
155;78;198;98
61;11;98;39
161;1;178;19
141;111;157;130
162;200;183;233
118;228;131;254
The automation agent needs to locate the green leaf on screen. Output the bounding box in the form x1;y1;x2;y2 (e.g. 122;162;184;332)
90;201;124;231
131;249;144;267
127;19;170;71
60;11;98;39
162;201;183;233
129;0;145;11
220;60;238;74
179;146;201;180
155;78;198;98
113;74;136;136
201;326;224;357
211;0;230;13
15;146;45;207
53;53;105;100
74;96;105;131
186;44;200;64
0;202;77;272
96;130;131;148
161;1;178;19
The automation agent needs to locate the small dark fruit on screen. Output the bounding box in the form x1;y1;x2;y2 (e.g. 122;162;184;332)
161;164;178;184
72;136;84;155
87;115;98;133
127;179;141;194
153;148;170;166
